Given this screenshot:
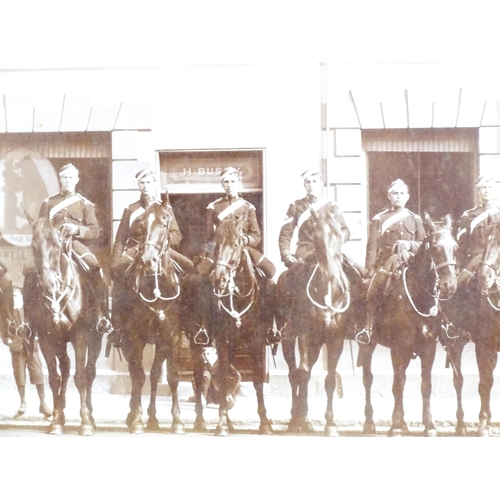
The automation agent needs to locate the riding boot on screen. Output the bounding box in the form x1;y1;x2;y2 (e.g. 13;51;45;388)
355;271;387;345
89;269;114;335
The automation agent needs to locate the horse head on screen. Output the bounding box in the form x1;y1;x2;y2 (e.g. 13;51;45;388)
311;204;346;287
31;216;63;295
422;213;457;299
141;193;171;274
478;222;500;292
212;216;246;294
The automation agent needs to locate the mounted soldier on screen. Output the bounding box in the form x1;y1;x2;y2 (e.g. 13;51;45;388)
110;167;192;343
197;166;275;279
456;174;500;284
37;163;113;335
355;178;425;344
276;167;361;329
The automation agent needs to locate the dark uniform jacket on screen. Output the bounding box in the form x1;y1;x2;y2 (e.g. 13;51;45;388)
365;207;425;273
39;191;100;241
111;195;182;270
457;203;500;269
278;196;350;262
204;195;261;253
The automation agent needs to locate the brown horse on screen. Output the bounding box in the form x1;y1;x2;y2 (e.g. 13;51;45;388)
358;214;457;436
276;204;365;436
112;194;185;434
23;217;103;435
441;221;500;436
192;215;274;436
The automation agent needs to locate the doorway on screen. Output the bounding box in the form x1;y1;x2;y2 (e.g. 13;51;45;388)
364;128;478;224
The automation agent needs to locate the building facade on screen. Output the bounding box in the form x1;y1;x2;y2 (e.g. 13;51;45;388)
0;62;498;392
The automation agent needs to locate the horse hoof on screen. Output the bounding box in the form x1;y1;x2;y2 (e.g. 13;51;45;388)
171;423;185;435
423;428;437;438
287;421;302;433
259;423;273;435
476;427;492;437
215;425;229;437
129;423;145;434
387;428;403;437
79;425;95;437
325;425;339;437
455;425;467;436
146;419;160;431
193;419;207;433
49;424;63;435
363;422;376;435
303;421;315;433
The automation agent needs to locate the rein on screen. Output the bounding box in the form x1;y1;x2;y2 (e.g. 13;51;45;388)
402;264;439;317
213;248;256;328
306;263;350;325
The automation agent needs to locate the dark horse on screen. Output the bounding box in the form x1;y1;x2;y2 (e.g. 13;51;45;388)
23;217;104;435
277;204;364;436
193;215;273;436
442;221;500;436
358;214;457;436
112;195;185;434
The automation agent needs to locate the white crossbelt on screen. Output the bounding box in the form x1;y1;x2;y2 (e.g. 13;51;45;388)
49;194;81;220
129;206;145;227
380;209;410;235
217;198;246;220
297;198;328;230
469;206;500;234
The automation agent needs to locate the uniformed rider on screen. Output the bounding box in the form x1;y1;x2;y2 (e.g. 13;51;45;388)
110;167;192;281
276;167;354;328
197;166;275;279
38;163;113;335
456;174;500;280
355;178;425;344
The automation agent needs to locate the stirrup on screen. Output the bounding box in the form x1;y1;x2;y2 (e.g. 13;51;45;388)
96;316;114;335
355;328;371;345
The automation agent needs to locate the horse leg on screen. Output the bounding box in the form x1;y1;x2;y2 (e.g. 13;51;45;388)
251;334;273;435
444;339;467;435
85;331;103;430
215;334;230;437
475;342;497;437
282;336;301;432
324;334;344;437
357;342;377;434
73;332;94;436
420;340;437;437
123;340;147;434
191;345;208;432
166;345;185;435
388;349;411;437
146;345;164;431
38;338;64;435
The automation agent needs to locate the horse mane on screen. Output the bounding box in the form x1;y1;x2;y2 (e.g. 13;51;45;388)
312;204;344;259
214;218;241;245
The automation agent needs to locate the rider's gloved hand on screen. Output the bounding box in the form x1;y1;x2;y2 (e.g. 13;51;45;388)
284;255;298;268
395;240;412;251
61;223;79;236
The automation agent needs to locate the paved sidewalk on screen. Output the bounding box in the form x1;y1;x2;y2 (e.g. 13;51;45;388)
1;380;499;436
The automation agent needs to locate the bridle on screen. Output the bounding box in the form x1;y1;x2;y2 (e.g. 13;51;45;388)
136;208;180;321
212;234;256;328
402;228;456;318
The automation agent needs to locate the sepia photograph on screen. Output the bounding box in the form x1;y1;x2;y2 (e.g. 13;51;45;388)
0;1;498;498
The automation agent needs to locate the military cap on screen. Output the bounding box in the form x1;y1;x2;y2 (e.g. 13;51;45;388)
59;163;79;176
301;167;322;181
387;178;408;194
220;166;241;182
476;174;497;189
135;167;155;182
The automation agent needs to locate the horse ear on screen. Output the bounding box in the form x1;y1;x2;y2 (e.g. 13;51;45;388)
444;213;452;230
423;212;436;232
160;191;169;207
